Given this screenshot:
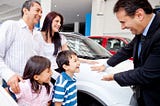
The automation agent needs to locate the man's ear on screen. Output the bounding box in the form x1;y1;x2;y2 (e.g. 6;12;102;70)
33;75;39;81
23;8;28;15
135;8;144;21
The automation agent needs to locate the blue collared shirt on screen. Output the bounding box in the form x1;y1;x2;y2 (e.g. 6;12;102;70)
138;14;155;57
53;72;77;106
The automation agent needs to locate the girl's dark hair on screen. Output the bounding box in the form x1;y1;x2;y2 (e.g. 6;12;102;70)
21;0;41;16
23;55;51;94
56;50;77;73
113;0;153;16
41;11;64;56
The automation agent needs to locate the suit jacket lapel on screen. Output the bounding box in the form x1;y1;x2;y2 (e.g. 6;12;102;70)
139;13;160;63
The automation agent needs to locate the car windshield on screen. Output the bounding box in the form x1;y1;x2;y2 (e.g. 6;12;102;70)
61;32;112;59
90;38;103;45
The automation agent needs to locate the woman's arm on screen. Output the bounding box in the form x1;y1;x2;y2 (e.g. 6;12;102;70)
61;43;69;51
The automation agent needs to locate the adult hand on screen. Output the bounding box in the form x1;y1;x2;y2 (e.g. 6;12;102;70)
7;74;23;93
86;60;99;64
90;64;106;72
101;74;114;81
79;58;99;64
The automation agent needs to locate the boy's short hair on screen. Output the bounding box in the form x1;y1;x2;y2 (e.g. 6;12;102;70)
56;50;77;73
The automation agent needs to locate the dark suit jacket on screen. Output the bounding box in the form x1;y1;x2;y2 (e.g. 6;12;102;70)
107;13;160;106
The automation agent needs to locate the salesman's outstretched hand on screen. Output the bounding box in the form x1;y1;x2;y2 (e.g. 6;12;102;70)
101;74;114;81
91;64;106;72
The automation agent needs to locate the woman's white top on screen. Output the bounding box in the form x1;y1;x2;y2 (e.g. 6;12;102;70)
35;32;67;79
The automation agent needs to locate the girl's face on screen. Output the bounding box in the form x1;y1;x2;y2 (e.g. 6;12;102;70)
52;16;61;33
34;68;52;84
64;55;80;76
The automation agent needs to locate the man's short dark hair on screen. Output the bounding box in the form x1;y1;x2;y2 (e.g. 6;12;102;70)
113;0;153;16
21;0;41;16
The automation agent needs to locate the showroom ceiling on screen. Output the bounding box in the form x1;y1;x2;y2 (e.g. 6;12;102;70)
0;0;92;24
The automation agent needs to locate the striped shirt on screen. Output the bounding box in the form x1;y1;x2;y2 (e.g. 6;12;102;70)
53;72;77;106
0;19;40;82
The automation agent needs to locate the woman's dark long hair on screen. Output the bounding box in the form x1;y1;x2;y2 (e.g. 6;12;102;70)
41;11;64;55
23;55;51;94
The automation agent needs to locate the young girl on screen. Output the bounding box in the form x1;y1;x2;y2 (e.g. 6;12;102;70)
11;55;53;106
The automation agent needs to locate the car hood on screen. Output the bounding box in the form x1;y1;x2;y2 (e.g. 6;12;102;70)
75;59;135;106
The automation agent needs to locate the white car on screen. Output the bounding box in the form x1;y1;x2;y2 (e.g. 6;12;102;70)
62;32;136;106
0;32;136;106
0;78;18;106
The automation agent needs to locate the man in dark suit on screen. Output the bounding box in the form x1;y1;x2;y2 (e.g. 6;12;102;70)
91;0;160;106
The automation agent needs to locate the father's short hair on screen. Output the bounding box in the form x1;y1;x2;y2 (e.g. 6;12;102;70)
21;0;41;16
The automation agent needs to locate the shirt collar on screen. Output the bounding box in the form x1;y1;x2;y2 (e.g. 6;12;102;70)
18;19;38;31
143;13;155;36
61;72;77;81
18;19;28;28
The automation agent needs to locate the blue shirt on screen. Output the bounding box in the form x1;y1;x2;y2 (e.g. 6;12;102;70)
138;14;155;57
53;72;77;106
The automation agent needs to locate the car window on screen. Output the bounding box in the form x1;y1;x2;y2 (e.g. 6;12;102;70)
107;39;121;51
67;37;94;57
61;33;111;59
90;38;103;45
120;40;127;47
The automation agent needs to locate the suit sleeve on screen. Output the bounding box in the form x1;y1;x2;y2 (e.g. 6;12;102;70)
114;39;160;86
107;37;136;67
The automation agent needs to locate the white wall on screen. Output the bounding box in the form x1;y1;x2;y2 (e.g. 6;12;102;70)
40;0;52;28
91;0;160;39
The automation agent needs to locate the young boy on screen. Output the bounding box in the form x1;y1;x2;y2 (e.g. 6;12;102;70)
53;50;80;106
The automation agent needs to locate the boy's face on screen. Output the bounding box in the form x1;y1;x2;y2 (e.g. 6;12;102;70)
64;55;80;74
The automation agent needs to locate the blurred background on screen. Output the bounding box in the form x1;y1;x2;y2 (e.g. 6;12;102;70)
0;0;159;38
